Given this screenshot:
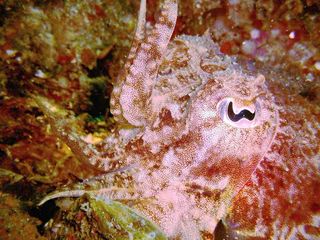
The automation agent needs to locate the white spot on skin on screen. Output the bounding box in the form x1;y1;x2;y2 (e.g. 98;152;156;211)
201;125;221;145
155;188;196;237
158;188;180;204
129;64;142;76
119;128;141;144
167;103;183;120
200;108;216;119
112;108;121;116
120;85;139;110
192;176;230;191
163;147;179;167
150;143;161;154
162;126;173;135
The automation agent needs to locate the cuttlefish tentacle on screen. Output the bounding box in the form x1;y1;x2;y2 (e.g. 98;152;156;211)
110;0;178;127
38;164;143;206
38;188;141;206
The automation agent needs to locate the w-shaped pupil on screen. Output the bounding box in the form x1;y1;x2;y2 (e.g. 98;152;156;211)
228;102;255;122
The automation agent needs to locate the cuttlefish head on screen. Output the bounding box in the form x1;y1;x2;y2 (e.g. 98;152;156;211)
186;69;278;196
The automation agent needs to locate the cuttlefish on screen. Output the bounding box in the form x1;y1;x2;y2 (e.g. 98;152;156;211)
37;0;278;239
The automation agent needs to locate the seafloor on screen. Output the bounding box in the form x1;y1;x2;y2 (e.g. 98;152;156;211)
0;0;319;239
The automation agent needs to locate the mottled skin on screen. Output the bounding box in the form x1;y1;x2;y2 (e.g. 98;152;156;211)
223;82;320;239
38;0;278;239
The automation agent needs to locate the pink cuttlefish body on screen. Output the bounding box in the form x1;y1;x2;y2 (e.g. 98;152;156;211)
38;0;278;239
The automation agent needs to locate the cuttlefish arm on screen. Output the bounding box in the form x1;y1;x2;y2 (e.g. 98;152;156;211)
38;163;142;206
110;0;178;127
38;187;138;206
32;96;114;171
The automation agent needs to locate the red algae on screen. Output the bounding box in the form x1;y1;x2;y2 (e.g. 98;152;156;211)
175;0;320;94
0;0;135;112
0;193;47;240
0;97;99;185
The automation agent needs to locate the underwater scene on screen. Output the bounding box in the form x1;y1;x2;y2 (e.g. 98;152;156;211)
0;0;319;239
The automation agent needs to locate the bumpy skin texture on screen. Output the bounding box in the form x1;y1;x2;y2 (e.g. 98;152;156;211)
224;83;320;239
38;0;278;239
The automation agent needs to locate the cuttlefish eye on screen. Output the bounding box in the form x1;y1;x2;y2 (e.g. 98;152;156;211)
217;98;259;128
227;101;255;122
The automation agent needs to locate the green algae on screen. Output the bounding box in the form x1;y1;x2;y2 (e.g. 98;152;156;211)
43;194;167;240
89;196;167;240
